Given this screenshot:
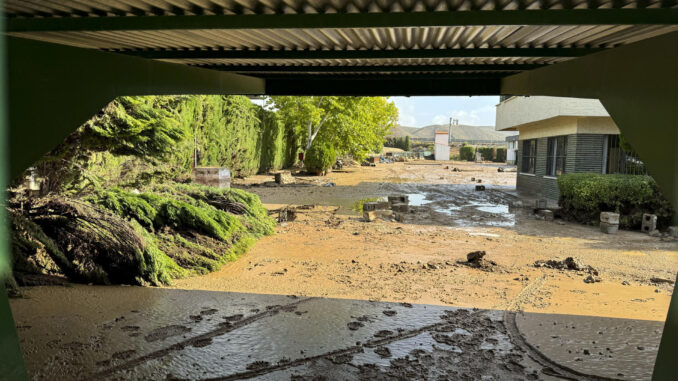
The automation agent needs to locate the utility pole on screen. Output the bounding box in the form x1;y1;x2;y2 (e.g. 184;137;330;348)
448;117;452;144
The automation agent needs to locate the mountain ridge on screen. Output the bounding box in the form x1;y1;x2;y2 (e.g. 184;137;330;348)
389;124;515;142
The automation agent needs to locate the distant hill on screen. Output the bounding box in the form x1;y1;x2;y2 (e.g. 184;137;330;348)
388;124;515;142
388;125;419;138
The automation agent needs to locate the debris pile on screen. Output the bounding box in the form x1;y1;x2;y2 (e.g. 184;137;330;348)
534;257;601;283
363;194;412;223
459;251;498;272
278;206;297;222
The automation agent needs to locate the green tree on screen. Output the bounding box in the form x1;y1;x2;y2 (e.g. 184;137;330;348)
269;96;398;161
404;136;411;151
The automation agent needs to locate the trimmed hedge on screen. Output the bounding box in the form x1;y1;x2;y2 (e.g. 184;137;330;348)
477;147;495;161
494;148;507;163
459;144;475;161
305;143;337;174
558;173;674;230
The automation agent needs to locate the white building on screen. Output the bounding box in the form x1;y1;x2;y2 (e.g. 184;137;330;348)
506;135;519;165
434;131;450;161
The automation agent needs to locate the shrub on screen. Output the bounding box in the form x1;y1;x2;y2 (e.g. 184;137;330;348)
459;144;475;161
305;143;337;174
494;148;507;163
558;173;674;229
477;147;495;161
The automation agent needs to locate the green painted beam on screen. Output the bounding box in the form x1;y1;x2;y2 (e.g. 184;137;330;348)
7;9;678;32
130;47;598;60
8;37;264;181
265;76;501;96
1;6;28;381
201;63;544;73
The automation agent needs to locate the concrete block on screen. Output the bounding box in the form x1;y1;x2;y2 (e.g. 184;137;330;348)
394;212;405;222
475;185;485;191
391;203;409;213
363;201;389;212
600;212;620;224
193;167;230;188
668;226;678;238
535;199;547;209
274;172;294;185
536;209;554;221
364;210;396;222
642;213;657;233
600;222;619;234
363;211;377;222
388;195;409;205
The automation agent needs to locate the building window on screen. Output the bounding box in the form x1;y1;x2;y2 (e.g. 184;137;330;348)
546;136;568;176
521;139;537;174
605;135;647;175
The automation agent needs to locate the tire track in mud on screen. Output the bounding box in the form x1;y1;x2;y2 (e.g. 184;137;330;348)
202;320;452;381
82;297;313;380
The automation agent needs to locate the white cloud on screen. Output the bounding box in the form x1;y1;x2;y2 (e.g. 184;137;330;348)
448;105;496;126
432;114;449;125
399;113;417;126
392;97;418;126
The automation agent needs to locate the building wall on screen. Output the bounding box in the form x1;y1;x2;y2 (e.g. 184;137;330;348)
496;96;610;131
434;144;450;161
516;133;609;200
516;116;579;140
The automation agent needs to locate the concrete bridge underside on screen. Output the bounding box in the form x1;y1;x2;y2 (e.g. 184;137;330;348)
1;29;677;381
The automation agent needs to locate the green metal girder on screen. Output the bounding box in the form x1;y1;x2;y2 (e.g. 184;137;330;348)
131;47;599;60
202;63;544;73
6;9;678;32
265;76;501;96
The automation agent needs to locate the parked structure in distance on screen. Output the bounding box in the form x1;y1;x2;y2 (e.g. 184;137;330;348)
434;131;450;161
496;96;646;200
506;135;519;165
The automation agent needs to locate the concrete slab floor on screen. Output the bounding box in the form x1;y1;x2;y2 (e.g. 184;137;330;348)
9;285;661;380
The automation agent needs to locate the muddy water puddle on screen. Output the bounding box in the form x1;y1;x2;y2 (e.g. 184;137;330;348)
246;180;523;228
385;184;522;228
10;285;662;380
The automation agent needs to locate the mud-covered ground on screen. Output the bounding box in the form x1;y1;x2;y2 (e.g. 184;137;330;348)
184;161;677;322
10;160;678;380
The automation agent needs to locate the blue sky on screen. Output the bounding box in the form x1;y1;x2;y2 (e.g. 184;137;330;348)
390;96;499;127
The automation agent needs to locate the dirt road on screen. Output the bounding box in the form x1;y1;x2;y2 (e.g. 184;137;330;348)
174;161;678;322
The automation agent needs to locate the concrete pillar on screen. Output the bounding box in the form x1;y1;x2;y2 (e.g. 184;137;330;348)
502;30;678;380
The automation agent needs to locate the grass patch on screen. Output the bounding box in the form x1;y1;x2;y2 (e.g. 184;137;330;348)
352;197;383;212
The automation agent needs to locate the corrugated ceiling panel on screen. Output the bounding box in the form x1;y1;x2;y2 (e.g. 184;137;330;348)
4;0;672;17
